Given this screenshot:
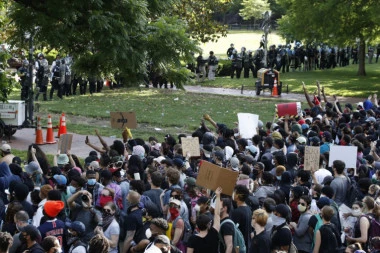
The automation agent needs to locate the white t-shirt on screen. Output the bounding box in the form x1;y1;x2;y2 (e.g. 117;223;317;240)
314;168;332;185
104;219;120;253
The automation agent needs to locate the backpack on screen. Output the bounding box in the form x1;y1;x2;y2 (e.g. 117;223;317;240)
218;219;246;253
318;224;344;253
172;216;192;246
367;215;380;240
344;177;361;207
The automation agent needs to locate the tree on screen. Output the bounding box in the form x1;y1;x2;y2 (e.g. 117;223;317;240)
172;0;232;43
3;0;199;89
239;0;270;20
276;0;380;76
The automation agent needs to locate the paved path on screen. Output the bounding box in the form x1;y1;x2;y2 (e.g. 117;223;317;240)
6;85;365;158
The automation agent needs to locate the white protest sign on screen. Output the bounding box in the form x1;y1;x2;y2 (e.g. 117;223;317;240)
238;113;259;139
328;146;358;169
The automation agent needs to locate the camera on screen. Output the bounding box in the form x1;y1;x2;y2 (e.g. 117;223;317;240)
81;194;89;202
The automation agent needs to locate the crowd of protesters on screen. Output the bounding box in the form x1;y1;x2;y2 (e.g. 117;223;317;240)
1;81;380;253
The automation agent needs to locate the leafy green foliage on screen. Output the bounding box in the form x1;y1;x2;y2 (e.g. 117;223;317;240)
239;0;270;20
276;0;380;76
0;49;17;102
172;0;231;43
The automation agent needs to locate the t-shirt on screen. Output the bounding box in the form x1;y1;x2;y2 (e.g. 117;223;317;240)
230;205;252;251
124;209;143;241
187;227;219;253
250;230;271;253
103;219;120;253
219;218;234;252
143;188;163;216
38;219;65;247
330;176;348;205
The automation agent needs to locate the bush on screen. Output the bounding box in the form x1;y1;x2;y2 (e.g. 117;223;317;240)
217;59;232;77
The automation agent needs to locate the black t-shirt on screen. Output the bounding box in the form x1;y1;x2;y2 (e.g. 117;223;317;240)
187;227;219;253
134;221;150;245
250;230;271;253
219;218;235;252
318;223;341;253
124;209;143;241
230;205;252;251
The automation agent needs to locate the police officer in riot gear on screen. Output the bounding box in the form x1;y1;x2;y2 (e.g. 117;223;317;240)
35;53;49;101
18;59;29;100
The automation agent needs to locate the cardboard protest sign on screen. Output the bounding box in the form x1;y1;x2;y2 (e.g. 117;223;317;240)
181;137;200;157
58;134;73;154
304;146;320;171
276;102;301;118
329;146;358;169
196;161;239;196
238;113;259;139
110;112;137;129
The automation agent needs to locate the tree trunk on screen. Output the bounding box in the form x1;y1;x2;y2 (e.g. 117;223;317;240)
357;39;366;76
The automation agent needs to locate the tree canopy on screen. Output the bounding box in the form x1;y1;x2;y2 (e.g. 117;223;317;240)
0;0;233;90
239;0;270;21
276;0;380;76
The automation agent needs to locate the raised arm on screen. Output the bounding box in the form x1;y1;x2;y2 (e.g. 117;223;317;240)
303;82;314;108
213;187;222;232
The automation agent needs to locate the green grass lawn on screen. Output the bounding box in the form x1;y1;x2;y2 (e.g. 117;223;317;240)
198;61;380;98
8;88;296;141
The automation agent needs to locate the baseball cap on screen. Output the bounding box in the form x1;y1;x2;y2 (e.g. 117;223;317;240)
366;117;376;123
169;197;181;207
53;175;67;185
296;136;307;144
65;221;86;235
0;144;11;152
197;196;209;205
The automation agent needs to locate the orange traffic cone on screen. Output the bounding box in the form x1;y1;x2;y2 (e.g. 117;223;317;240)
59;113;67;135
45;114;57;144
56;113;63;138
272;78;279;97
35;117;44;145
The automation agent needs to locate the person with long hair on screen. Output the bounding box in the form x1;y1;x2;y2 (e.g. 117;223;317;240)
1;201;23;235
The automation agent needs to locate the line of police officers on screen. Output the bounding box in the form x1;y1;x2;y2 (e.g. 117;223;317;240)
17;54;104;101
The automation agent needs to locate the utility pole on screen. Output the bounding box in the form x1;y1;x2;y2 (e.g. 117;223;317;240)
24;31;34;127
261;11;271;68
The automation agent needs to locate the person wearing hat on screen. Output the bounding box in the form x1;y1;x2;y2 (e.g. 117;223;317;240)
32;184;53;227
166;197;185;251
228;157;240;172
213;150;225;168
270;204;292;252
12;182;34;218
0;143;15;165
65;221;87;253
320;131;333;155
37;201;65;245
18;225;43;253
